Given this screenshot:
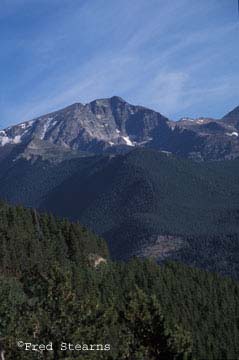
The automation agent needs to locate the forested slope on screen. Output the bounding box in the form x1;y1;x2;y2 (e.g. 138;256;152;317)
40;149;239;279
0;200;108;274
1;148;239;279
0;201;239;359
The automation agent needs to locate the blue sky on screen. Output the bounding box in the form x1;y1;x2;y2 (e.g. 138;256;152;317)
0;0;238;127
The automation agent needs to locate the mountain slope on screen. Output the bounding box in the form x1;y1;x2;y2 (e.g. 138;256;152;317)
0;96;170;153
1;147;239;277
222;105;239;128
1;201;239;359
38;149;239;269
1;97;239;161
0;200;108;274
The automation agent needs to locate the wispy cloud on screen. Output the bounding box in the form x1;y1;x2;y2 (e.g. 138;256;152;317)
0;0;238;126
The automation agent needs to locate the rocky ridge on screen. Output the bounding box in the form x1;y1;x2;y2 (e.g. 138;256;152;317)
0;96;239;161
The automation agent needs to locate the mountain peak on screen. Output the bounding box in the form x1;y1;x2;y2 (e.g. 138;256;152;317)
89;96;127;107
1;99;239;161
109;95;127;103
222;105;239;129
223;105;239;119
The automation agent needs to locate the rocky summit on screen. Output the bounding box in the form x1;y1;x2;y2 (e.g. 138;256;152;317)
0;96;239;161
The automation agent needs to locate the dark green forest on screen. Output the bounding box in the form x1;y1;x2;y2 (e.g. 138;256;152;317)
0;201;239;359
1;148;239;279
0;148;239;282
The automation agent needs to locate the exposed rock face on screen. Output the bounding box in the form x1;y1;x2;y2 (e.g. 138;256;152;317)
0;96;169;153
0;96;239;161
88;254;107;267
136;235;183;261
172;108;239;160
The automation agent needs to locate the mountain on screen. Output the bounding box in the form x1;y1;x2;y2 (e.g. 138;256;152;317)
170;108;239;160
222;105;239;128
38;148;239;278
1;98;239;358
0;96;239;161
0;147;239;278
1;97;239;277
0;96;170;154
1;98;239;360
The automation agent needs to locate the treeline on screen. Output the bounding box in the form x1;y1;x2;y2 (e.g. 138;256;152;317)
0;201;239;359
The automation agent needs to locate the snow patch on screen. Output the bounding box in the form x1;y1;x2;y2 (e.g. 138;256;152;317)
0;136;11;146
138;137;152;145
39;118;54;140
226;132;238;137
51;120;58;127
18;120;34;129
180;117;194;122
122;136;135;147
0;134;22;146
13;135;21;144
